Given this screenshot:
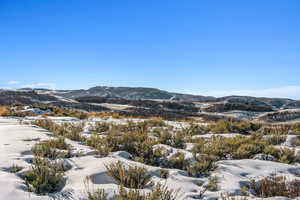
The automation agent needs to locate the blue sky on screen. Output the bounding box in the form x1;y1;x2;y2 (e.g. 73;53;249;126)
1;0;300;99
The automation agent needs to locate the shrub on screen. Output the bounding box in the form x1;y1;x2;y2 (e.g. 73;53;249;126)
116;183;178;200
145;183;178;200
0;106;11;116
259;125;291;135
204;176;219;191
116;186;144;200
32;143;61;159
45;137;70;150
33;104;91;119
234;143;262;159
187;155;216;177
85;135;112;157
191;134;299;164
182;123;210;136
33;120;85;141
171;132;186;149
192;135;266;160
31;140;71;159
86;132;121;153
156;130;186;149
167;152;190;170
90;122;110;133
77;112;89;120
145;118;166;127
263;146;299;164
291;123;300;135
156;130;173;145
121;131;155;158
96;145;113;157
31;157;71;172
22;158;65;194
32;119;57;132
87;189;108;200
9;164;24;173
113;121;149;134
250;175;300;198
144;147;169;167
106;161;152;189
208;121;261;134
63;122;85;141
86;130;159;164
160;169;169;179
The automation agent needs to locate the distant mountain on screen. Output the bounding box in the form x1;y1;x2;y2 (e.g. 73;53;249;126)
45;86;298;109
1;86;300;122
217;96;295;109
49;86;217;102
0;90;109;112
12;86;300;108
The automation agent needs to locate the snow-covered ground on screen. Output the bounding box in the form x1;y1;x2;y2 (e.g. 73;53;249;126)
0;117;300;200
0;117;50;200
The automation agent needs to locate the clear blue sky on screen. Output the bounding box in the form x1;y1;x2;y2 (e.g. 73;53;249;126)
1;0;300;99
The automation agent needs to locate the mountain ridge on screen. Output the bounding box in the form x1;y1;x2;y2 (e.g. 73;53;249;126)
1;86;300;122
7;86;298;105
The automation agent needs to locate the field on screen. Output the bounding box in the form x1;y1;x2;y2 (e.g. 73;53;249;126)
0;112;299;200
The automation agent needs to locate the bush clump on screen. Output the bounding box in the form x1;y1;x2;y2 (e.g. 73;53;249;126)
192;135;266;160
31;140;71;159
116;183;178;200
45;137;70;150
187;154;217;177
8;164;24;173
250;175;300;198
87;189;108;200
33;119;85;141
263;146;299;164
156;130;186;149
106;161;152;189
204;176;219;191
22;158;65;194
90;122;110;133
167;152;189;170
208;121;261;134
264;134;287;145
86;130;160;165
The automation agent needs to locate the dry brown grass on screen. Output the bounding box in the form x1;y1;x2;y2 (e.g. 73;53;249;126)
250;175;300;198
0;106;10;116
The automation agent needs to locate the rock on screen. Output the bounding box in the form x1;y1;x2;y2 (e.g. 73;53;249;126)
253;154;277;161
112;151;133;159
285;135;300;147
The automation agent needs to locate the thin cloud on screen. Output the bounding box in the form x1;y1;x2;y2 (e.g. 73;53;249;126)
22;83;57;90
7;80;20;85
200;85;300;100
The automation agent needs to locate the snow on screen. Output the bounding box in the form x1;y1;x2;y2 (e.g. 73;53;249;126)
88;103;135;111
0;116;300;200
22;108;52;115
0;117;50;200
212;159;300;198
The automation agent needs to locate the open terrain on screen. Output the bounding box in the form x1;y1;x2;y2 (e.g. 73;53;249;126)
0;87;300;200
1;86;300;122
